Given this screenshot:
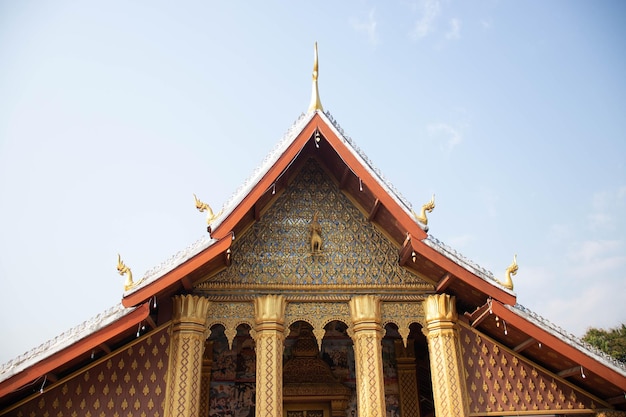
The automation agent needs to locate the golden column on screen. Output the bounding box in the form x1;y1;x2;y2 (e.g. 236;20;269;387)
164;294;211;417
394;339;421;417
423;294;469;417
349;295;386;417
254;295;287;417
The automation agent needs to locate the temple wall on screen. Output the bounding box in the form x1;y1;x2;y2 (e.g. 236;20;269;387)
459;323;604;415
8;326;169;417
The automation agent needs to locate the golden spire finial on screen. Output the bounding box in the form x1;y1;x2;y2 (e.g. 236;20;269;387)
308;42;323;112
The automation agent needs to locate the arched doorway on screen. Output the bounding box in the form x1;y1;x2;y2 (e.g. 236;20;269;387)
284;321;352;417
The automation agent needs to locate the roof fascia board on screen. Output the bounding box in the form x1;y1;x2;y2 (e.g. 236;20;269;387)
122;235;232;308
314;113;428;241
0;303;150;398
490;300;626;391
210;115;319;240
411;238;517;306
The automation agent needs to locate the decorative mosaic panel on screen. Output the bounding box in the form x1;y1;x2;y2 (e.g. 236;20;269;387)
460;324;601;414
12;327;169;417
205;158;432;288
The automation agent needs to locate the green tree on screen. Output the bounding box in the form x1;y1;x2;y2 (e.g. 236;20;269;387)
582;323;626;363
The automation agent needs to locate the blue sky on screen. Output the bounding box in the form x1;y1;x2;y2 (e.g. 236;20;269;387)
0;1;625;364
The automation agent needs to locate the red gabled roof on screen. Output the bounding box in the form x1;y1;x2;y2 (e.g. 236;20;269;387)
0;302;149;399
2;106;625;410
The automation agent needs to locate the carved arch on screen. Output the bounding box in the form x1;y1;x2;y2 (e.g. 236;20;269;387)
381;302;426;348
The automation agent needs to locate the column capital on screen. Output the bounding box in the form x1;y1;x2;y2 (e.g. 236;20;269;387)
424;293;457;323
254;294;286;324
349;295;381;327
172;294;211;323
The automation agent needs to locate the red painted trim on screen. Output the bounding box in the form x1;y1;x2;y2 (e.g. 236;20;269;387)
490;300;626;391
211;116;319;240
314;118;428;241
0;303;150;398
122;235;232;308
412;239;517;306
212;113;428;242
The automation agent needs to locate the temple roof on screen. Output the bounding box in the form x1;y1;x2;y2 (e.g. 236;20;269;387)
1;47;625;409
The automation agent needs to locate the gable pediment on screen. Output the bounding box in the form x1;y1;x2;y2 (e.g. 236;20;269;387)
195;158;433;294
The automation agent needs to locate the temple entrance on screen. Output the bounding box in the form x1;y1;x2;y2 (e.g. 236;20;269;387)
284;321;353;416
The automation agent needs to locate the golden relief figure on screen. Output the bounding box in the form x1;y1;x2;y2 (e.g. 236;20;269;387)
309;212;322;253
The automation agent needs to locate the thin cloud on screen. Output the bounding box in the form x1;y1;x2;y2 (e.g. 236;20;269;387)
427;122;462;153
586;186;626;231
350;9;380;46
445;18;461;40
478;186;499;218
411;0;441;40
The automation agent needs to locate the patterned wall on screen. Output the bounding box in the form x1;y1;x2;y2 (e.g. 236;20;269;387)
10;327;169;417
460;324;602;414
204;158;431;289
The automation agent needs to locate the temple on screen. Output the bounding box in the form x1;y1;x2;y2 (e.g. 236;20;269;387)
1;45;625;417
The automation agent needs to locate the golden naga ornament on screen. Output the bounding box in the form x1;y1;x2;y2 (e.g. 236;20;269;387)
412;194;435;225
117;254;135;291
193;193;222;225
497;254;518;290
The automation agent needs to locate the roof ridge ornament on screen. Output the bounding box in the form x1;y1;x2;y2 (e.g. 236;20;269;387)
307;42;323;112
497;254;518;290
194;193;222;227
412;194;435;227
117;254;138;291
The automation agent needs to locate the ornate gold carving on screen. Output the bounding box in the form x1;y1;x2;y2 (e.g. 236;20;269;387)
349;295;381;326
309;212;323;253
497;254;518;290
117;254;141;291
255;294;286;324
349;295;385;417
412;194;435;225
194;193;222;225
164;295;211;417
381;302;425;347
206;302;254;349
285;302;350;348
172;294;211;327
424;294;470;417
254;295;287;417
308;42;323;112
424;293;457;323
202;159;432;290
